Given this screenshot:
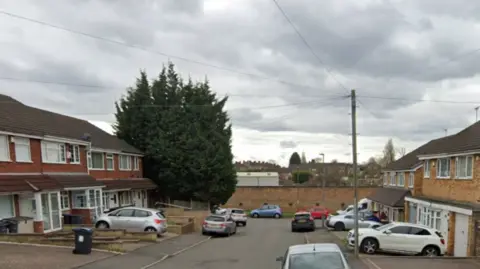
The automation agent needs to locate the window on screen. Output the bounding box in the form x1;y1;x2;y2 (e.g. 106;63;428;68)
410;227;431;235
87;152;92;168
119;155;131;170
418;206;442;230
455;156;473;179
115;209;134;217
102;193;110;211
106;154;114;170
90;152;104;169
288;252;344;269
41;142;66;163
72;191;87;208
390;172;396;186
436;158;450;178
408;173;414;188
0;195;14;218
389;225;411;234
398;173;405;187
0;135;9;161
14;137;31;162
134;210;151;217
383;173;388;185
60;191;69;210
424;160;430;178
68;145;80;164
134;156;139;170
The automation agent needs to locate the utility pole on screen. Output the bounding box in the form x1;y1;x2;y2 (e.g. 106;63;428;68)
351;89;359;258
320;153;326;228
475;106;479;122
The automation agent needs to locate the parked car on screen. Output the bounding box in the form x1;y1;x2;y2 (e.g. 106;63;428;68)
226;208;247;226
202;214;237;236
250;204;283;218
276;243;350;269
307;206;330;219
214;207;228;215
347;222;446;256
291;212;315;232
95;207;167;235
327;211;381;231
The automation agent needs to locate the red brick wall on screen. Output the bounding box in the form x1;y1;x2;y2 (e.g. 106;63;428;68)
71;208;92;225
89;154;143;179
225;186;379;212
33;221;43;233
0;136;88;173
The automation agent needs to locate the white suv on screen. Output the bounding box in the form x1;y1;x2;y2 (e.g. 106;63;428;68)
226;208;247;226
347;222;446;256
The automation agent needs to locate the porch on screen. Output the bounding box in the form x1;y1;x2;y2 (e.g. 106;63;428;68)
367;187;410;222
98;178;156;211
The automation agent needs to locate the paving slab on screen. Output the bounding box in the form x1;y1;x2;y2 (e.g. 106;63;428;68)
363;257;480;269
0;243;114;269
77;233;209;269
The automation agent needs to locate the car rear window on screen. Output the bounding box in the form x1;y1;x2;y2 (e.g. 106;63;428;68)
435;231;443;238
289;252;345;269
231;209;244;214
206;216;225;222
156;212;165;219
294;214;311;220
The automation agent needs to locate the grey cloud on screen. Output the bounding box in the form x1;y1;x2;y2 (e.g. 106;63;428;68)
279;140;297;149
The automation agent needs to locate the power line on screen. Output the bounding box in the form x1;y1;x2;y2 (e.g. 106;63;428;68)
358;95;480;104
270;0;348;92
0;10;338;95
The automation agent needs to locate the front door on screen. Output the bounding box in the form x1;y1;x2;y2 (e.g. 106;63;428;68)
409;203;416;223
41;192;62;232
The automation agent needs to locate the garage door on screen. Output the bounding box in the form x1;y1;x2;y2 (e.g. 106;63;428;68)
454;213;469;257
0;195;14;219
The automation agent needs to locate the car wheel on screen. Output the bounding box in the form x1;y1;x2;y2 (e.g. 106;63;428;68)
144;227;157;232
422;246;439;257
360;238;378;254
95;221;110;229
334;222;345;231
252;213;259;218
274;213;281;219
291;227;296;232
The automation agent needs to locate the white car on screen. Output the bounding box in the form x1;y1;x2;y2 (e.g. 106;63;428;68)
215;207;228;215
347;222;446;256
226;208;247;226
276;243;350;269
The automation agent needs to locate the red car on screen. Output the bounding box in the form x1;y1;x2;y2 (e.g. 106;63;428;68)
308;207;330;219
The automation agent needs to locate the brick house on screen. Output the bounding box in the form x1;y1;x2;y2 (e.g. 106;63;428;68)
0;94;155;233
400;122;480;257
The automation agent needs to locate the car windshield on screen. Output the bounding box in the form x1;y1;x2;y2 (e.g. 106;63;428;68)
288;252;345;269
231;209;244;214
375;223;394;231
206;216;225;222
294;214;311;220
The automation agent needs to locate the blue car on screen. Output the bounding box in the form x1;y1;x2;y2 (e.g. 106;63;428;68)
250;204;283;218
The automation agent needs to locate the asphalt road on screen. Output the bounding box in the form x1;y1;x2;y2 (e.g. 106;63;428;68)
150;218;306;269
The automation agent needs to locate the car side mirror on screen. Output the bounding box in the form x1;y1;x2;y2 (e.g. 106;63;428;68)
276;256;283;262
384;230;392;235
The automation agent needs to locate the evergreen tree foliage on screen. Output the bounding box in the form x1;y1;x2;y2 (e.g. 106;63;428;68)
289;152;302;166
114;62;237;205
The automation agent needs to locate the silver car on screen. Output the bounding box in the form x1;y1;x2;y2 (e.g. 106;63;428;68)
225;208;248;226
327;211;380;231
202;214;237;236
276;243;350;269
95;207;167;235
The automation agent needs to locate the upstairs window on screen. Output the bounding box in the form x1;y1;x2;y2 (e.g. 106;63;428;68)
119;155;131;170
0;135;9;161
383;173;388;185
68;145;80;164
436;158;450;178
106;154;114;170
14;137;31;162
89;152;104;169
390;172;396;186
408;172;414;188
41;142;66;163
424;160;430;178
134;156;139;170
398;173;405;187
455;156;473;179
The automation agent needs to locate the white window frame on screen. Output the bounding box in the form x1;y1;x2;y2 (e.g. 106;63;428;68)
408;172;414;188
424;160;430;178
90;152;105;170
397;173;405;187
14;137;31;162
383;173;388;185
0;135;11;162
72;191;88;208
68;145;81;164
436;158;450;179
41;141;66;164
134;156;139;171
455;156;473;180
0;195;15;219
119;155;132;171
390;172;396;186
106;153;114;171
60;191;70;210
417;206;441;230
71;188;103;209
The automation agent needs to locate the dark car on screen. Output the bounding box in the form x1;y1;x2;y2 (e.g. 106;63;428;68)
291;212;316;232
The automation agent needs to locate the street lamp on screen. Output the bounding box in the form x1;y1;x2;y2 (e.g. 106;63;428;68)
319;153;326;227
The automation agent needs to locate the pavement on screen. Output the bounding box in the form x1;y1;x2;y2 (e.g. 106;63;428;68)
0;243;114;269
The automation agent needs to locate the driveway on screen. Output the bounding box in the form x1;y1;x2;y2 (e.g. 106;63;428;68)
0;243;113;269
149;218;306;269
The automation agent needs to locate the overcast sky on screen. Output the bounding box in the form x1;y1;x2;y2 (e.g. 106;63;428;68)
1;0;479;165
